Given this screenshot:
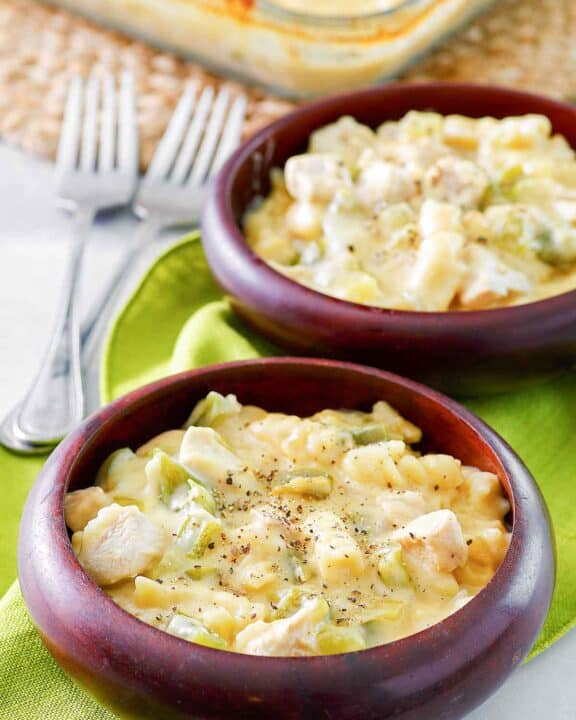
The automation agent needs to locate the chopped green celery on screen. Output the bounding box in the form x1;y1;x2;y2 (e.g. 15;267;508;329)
491;210;531;256
185;391;241;428
176;508;222;559
532;230;565;265
186;478;218;515
351;424;389;446
147;450;216;513
274;587;307;618
290;553;314;583
349;164;362;182
481;171;520;208
493;209;564;265
377;544;412;588
316;624;366;654
166;613;226;649
499;164;524;186
96;448;136;488
147;546;185;579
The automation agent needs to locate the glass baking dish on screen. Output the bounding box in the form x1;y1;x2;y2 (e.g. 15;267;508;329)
45;0;496;97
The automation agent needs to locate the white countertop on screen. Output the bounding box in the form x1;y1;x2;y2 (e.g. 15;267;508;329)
0;143;573;720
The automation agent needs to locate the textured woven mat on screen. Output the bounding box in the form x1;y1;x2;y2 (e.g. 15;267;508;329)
0;0;574;168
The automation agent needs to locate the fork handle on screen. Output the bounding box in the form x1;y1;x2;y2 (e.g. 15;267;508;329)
15;207;95;445
80;216;163;368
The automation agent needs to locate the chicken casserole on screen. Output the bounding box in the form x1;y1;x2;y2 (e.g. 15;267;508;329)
65;391;511;657
245;112;576;311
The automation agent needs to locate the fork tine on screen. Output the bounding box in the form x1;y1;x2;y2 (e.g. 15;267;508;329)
118;71;138;176
209;93;247;177
99;72;116;173
170;85;214;185
79;73;100;173
56;75;83;178
145;84;197;182
187;87;231;187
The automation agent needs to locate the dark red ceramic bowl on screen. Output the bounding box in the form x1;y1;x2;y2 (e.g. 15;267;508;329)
202;82;576;396
19;359;554;720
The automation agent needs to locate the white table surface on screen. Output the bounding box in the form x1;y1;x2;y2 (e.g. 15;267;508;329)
0;143;573;720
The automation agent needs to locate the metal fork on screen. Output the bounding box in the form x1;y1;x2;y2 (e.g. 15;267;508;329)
0;72;138;454
80;85;247;378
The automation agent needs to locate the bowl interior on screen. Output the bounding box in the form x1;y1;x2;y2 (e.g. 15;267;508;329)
228;83;576;233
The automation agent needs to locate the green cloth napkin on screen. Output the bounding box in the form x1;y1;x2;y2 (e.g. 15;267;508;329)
1;233;575;719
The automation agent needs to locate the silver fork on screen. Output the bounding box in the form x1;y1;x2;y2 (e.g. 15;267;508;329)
0;72;138;455
80;85;247;377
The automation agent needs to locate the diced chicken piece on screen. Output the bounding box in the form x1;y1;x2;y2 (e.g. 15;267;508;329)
380;490;427;529
459;244;531;309
286;201;323;239
64;486;111;532
285;154;350;203
357;161;419;207
408;201;466;311
305;511;364;583
423;157;488;209
235;598;329;656
310;116;375;166
179;426;260;497
393;509;468;573
72;504;166;586
553;200;576;225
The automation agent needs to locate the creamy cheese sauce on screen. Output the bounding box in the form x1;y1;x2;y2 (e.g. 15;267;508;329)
245;112;576;311
66;392;511;656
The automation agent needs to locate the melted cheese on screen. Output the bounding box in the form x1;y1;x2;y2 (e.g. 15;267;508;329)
245;112;576;311
66;393;511;656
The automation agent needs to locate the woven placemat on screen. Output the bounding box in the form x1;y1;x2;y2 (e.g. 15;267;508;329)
0;0;574;168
